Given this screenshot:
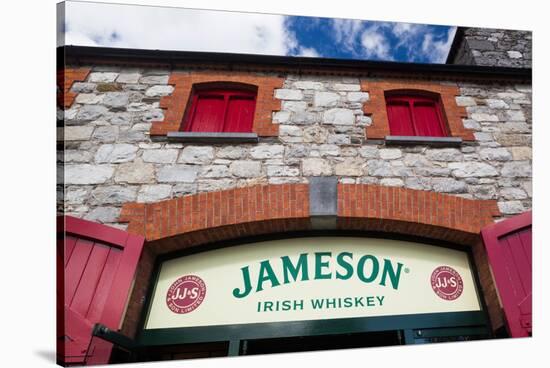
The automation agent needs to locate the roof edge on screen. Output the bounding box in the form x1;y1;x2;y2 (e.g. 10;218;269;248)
58;45;531;80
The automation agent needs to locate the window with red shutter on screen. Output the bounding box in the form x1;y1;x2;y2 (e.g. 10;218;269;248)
385;93;448;137
182;87;257;133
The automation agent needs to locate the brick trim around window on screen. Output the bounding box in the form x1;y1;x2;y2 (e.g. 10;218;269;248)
360;79;475;141
57;67;91;108
150;71;284;137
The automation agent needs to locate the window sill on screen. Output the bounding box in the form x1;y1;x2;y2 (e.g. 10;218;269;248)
165;132;259;144
383;135;463;147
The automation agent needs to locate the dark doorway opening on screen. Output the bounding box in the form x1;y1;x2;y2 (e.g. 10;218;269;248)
242;330;402;355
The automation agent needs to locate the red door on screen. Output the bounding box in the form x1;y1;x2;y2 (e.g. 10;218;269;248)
57;216;144;365
481;211;532;337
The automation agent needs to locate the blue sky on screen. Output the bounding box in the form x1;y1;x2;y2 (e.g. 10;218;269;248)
60;1;456;64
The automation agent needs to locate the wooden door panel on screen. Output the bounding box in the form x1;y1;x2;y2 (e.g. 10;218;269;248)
481;211;532;337
58;216;145;365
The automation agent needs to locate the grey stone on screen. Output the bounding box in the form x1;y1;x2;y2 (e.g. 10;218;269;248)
486;99;509;109
333;83;360;91
322;108;354;125
139;75;169;84
116;73;141;84
273;111;291;124
157;165;199;183
474;132;494;141
71;82;96;93
380;178;404;187
501;161;532;177
76;105;109;121
315;144;340;157
103;92;130;108
145;85;175;97
114;160;155;184
75;93;104;104
291;111;318;125
142;149;179;164
327;134;350;145
65;187;89;204
334;158;364;176
66;164;114;184
302;158;333;176
505;110;526;121
510;147;532;160
84;207;120;223
367;160;393;177
495;134;531;146
432;178;468;193
280;125;302;137
449;162;498;178
463;119;482;130
201;165;231;178
314;92;340;107
178;146;214;164
479;148;512;161
498;201;525;214
137;184;172;202
275;89;303;100
283;101;307;112
267;166;300;177
455;96;476;106
470;185;497;199
92;126;119;142
173;183;197;196
250;145;284;159
303;125;329;143
500;187;528;200
91;185;137;204
379;148;402;160
358;146;378;159
217;146;247;159
89;72;118;83
501;123;530;133
230;161;262;178
95;144;138;163
293;81;324;90
64;150;93;163
405;177;432;190
347;92;369;102
131;123;152;131
285;145;309;158
507;51;523;59
471;113;499;122
65;126;95;141
198;179;235;192
109;112;133;125
403;154;430;167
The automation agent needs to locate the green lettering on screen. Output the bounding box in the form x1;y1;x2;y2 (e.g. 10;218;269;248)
336;252;354;280
233;266;253;298
357;255;379;283
380;259;403;290
315;252;332;280
256;260;281;292
281;253;309;284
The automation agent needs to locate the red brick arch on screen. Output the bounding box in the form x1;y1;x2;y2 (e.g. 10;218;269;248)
117;183;502;337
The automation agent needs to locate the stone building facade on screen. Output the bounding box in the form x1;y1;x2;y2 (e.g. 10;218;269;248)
57;26;533;363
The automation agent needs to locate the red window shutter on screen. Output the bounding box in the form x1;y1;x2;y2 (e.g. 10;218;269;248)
481;211;532;337
187;95;225;132
58;216;145;365
224;95;256;132
183;88;257;133
387;101;415;136
413;102;446;137
386;94;447;137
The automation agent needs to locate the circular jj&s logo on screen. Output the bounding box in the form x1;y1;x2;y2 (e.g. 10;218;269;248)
430;266;464;301
166;275;206;314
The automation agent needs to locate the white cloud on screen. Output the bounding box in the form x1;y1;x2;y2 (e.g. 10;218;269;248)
62;1;296;56
360;26;392;60
421;27;457;63
331;18;364;54
297;46;320;57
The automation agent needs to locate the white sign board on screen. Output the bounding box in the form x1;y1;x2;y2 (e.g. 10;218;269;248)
144;237;481;329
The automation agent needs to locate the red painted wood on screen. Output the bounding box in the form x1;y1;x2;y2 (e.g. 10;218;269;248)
386;94;447;137
183;88;257;133
58;216;145;365
224;96;255;132
481;211;532;337
387;101;414;136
